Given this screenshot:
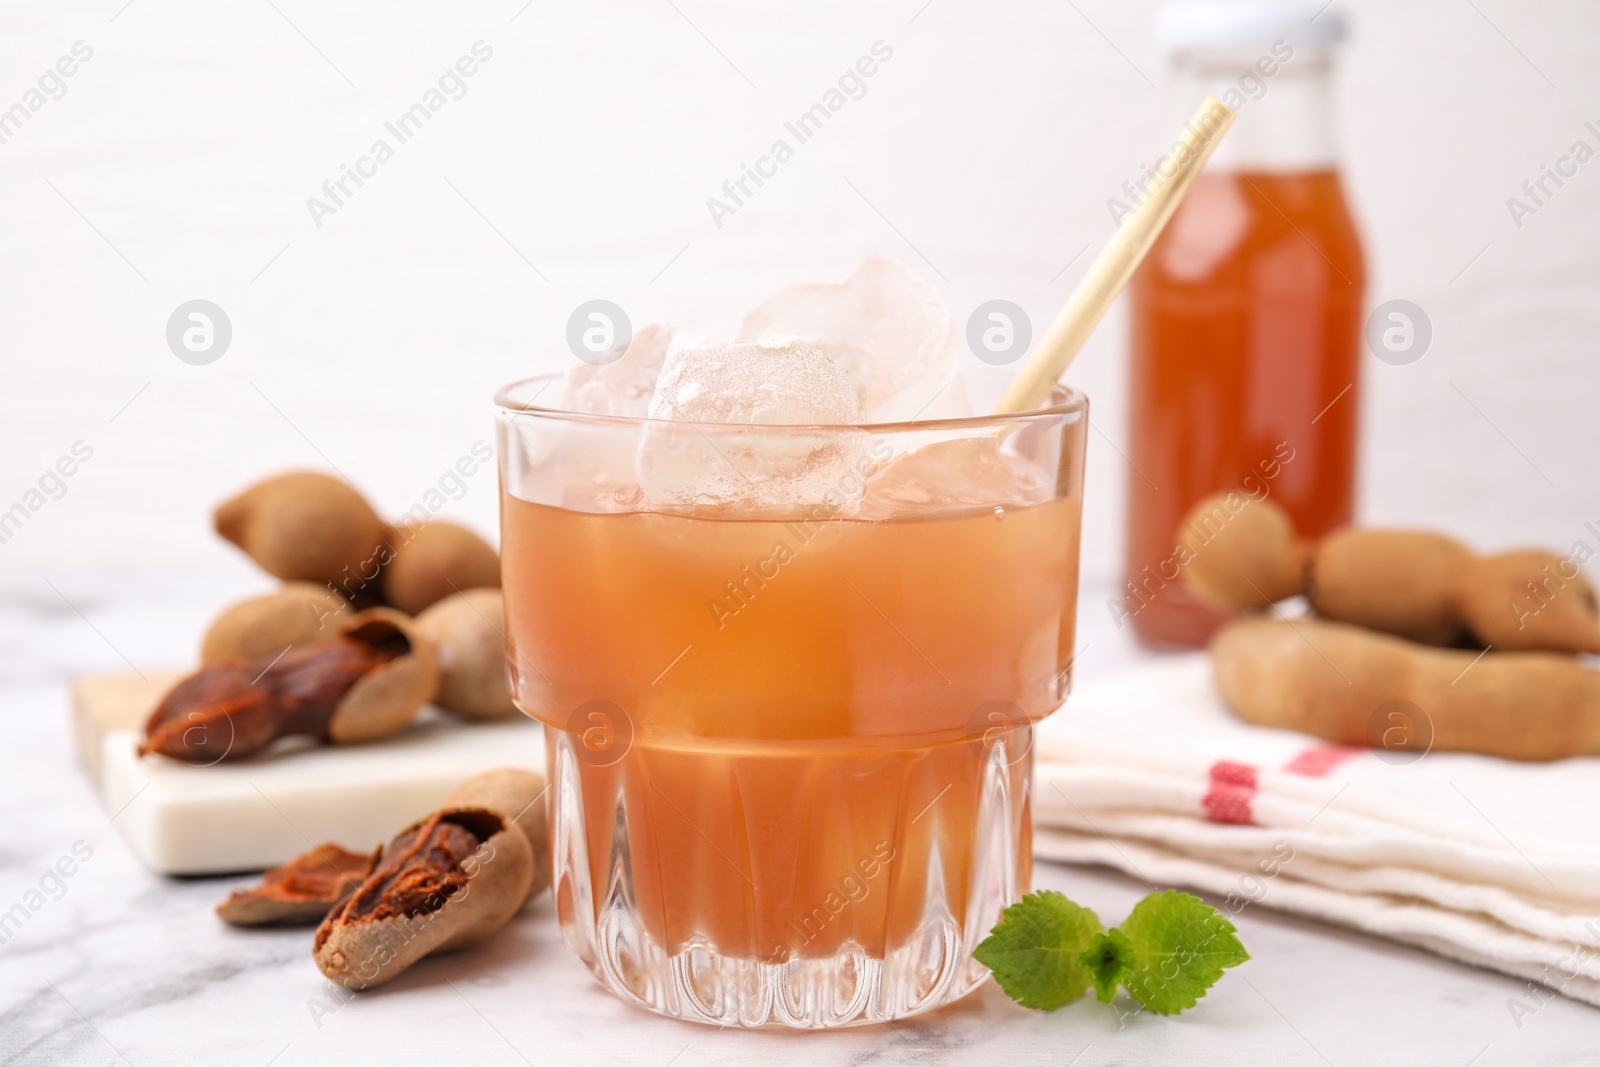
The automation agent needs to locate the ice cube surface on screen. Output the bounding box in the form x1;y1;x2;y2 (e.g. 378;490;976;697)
861;436;1051;518
739;257;966;422
526;324;676;513
560;323;675;417
640;342;870;515
647;340;865;426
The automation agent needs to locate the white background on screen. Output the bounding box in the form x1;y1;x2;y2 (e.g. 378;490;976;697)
1;0;1597;601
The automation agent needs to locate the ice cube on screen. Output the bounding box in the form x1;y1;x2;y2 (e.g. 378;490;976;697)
647;340;863;425
860;436;1051;518
559;323;675;417
738;257;966;422
519;324;676;513
639;342;871;515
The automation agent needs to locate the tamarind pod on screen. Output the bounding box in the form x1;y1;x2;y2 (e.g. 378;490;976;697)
141;607;437;762
414;589;517;721
1211;617;1600;762
1307;529;1473;646
313;807;533;990
1175;492;1305;609
1178;493;1600;655
1458;550;1600;655
215;472;388;588
444;768;549;902
382;521;500;616
200;583;349;665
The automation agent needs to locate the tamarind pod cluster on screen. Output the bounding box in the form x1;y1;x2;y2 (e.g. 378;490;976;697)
193;585;515;734
213;471;502;617
1211;618;1600;762
141;608;437;762
1177;493;1600;653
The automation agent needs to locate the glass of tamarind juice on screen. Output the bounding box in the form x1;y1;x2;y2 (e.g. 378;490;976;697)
495;369;1086;1027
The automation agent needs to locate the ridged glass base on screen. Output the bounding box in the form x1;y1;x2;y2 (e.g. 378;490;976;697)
545;725;1031;1028
576;928;993;1029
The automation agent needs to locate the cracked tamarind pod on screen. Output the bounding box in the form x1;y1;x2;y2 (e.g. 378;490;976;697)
216;844;379;926
214;472;389;595
1176;493;1600;653
381;521;501;615
1211;616;1600;761
313;806;533;991
140;607;438;763
199;582;350;665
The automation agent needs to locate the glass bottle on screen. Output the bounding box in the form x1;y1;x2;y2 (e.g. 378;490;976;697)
1121;1;1366;647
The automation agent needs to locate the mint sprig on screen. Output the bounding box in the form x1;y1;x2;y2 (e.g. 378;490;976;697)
975;889;1248;1016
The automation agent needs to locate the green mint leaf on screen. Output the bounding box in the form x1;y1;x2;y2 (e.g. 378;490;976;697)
974;890;1103;1011
1115;890;1250;1015
1080;929;1135;1004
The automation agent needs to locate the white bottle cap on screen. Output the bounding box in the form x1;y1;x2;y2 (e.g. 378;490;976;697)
1156;1;1347;55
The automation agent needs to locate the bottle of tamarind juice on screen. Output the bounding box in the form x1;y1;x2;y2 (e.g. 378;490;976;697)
1121;2;1366;647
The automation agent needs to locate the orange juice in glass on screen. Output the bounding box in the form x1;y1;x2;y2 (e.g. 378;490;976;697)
496;370;1086;1027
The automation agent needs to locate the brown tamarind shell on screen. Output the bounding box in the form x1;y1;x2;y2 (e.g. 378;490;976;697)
214;471;388;589
200;583;350;666
444;768;549;903
312;807;533;991
413;589;517;721
1175;492;1305;609
216;843;378;926
1211;616;1600;761
1458;549;1600;654
327;607;439;744
381;521;501;616
1307;528;1474;646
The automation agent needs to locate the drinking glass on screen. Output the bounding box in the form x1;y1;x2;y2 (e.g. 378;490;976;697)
496;375;1087;1027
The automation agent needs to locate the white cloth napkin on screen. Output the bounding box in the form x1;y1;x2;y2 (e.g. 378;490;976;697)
1032;654;1600;1008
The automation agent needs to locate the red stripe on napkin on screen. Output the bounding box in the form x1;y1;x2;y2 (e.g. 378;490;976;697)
1202;761;1257;825
1282;745;1361;778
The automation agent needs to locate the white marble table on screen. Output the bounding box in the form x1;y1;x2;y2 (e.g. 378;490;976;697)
2;573;1596;1065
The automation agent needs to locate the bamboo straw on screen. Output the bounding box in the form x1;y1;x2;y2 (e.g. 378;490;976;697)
994;96;1237;414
